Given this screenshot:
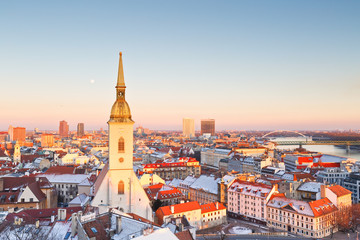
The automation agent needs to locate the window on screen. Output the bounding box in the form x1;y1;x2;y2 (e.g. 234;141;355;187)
118;181;124;194
30;198;33;202
118;137;125;153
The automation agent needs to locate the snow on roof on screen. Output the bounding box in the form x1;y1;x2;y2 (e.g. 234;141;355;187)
228;180;272;198
131;228;178;240
180;176;197;187
78;177;92;186
315;154;348;163
37;174;89;184
222;175;236;185
297;182;322;193
112;216;161;240
267;196;314;216
69;194;90;207
167;178;182;188
48;221;73;239
189;175;220;194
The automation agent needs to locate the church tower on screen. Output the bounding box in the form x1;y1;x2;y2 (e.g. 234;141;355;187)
13;141;21;164
91;52;152;220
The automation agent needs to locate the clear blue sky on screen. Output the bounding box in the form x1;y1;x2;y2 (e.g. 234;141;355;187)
1;1;359;131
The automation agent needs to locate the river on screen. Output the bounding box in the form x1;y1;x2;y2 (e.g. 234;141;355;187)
270;137;360;161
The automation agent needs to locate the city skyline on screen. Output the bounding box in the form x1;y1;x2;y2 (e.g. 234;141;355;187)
1;1;360;131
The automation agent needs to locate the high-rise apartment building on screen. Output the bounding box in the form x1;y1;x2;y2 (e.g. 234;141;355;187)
59;120;69;138
8;125;13;141
183;118;195;138
12;127;26;142
41;134;54;147
201;119;215;136
77;123;84;137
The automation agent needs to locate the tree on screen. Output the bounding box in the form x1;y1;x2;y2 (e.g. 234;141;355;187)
152;199;162;212
332;203;360;234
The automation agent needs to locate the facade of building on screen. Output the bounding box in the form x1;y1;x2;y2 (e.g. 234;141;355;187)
141;157;201;180
77;123;84;137
0;177;57;211
144;183;185;207
91;52;152;220
317;168;350;186
41;133;54;147
37;173;90;204
200;119;215;136
59;120;69;138
12;127;26;142
156;201;226;230
188;175;220;204
183;118;195;138
227;180;277;223
325;185;352;211
267;194;338;238
343;172;360;203
201;148;231;168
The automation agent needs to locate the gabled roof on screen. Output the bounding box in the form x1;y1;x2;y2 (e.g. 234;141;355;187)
27;181;46;202
327;185;352;197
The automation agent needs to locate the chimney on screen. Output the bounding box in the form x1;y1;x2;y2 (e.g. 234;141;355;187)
216;202;219;210
320;184;327;199
170;206;174;214
116;215;122;234
35;219;40;229
0;178;4;192
71;213;78;237
58;209;67;221
51;215;55;223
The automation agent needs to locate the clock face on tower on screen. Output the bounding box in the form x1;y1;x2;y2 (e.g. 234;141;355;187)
118;92;123;98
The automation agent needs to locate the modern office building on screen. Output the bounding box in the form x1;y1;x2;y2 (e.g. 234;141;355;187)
77;123;84;137
201;119;215;136
183;118;195;138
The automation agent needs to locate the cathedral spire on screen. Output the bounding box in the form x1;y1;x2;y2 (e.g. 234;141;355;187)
117;52;125;88
109;52;134;123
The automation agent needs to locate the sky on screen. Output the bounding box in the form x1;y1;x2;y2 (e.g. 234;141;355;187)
1;1;359;131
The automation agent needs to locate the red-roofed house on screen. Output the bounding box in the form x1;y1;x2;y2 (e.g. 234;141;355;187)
0;177;57;210
267;195;338;238
156;201;226;230
144;183;185;207
200;202;227;229
326;185;352;211
141;157;200;180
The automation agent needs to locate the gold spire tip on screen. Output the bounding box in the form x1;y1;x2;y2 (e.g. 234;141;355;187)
119;52;122;56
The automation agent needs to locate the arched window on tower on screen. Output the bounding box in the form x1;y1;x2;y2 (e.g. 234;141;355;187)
118;137;125;153
118;181;124;194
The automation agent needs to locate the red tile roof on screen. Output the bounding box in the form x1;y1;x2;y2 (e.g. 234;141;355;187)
309;198;338;217
175;230;194;240
327;185;352;197
145;183;184;201
158;201;201;216
45;166;75;174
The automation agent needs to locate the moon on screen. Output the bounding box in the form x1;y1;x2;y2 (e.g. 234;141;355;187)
90;79;95;84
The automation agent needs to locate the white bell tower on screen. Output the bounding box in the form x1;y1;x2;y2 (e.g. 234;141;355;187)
91;52;152;220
